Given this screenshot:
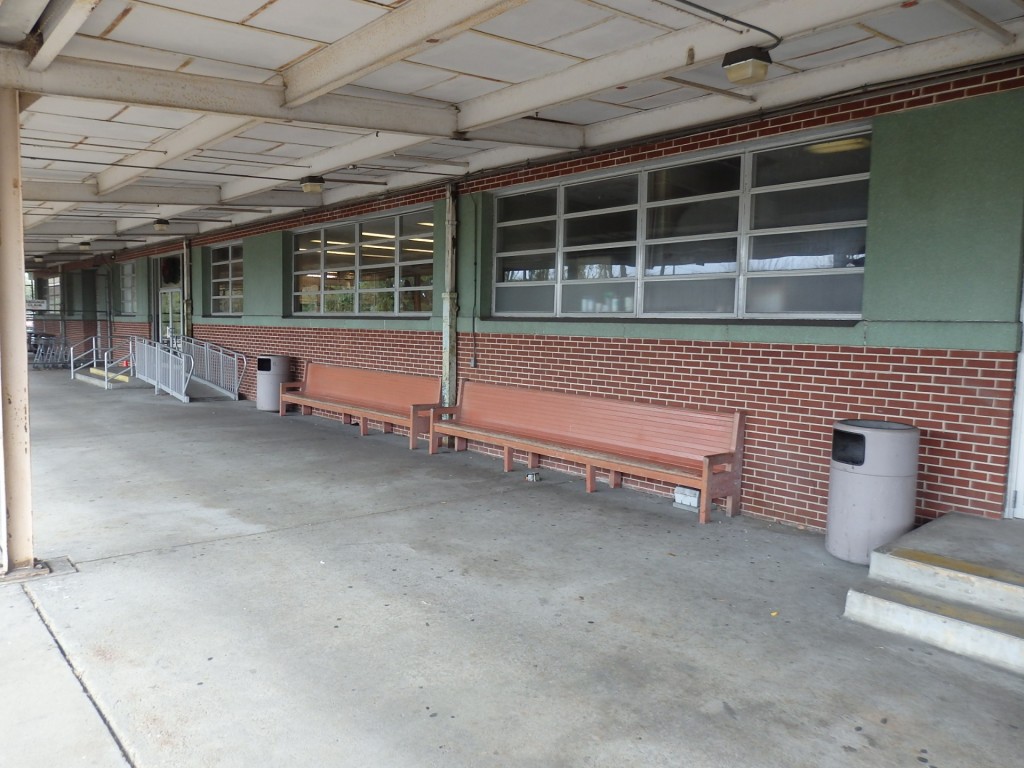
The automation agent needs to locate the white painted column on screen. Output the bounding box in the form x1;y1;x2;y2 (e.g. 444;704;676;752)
0;88;33;573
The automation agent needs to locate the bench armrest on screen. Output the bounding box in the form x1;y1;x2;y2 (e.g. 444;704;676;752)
703;451;736;472
280;381;304;394
430;406;459;421
410;402;441;415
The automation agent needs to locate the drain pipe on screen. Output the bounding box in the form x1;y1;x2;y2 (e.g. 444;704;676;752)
0;88;33;574
182;238;193;338
441;183;459;407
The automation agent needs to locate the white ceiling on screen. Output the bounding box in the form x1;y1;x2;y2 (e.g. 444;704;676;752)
2;0;1022;267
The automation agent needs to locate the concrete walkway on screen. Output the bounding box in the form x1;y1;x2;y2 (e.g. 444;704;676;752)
5;370;1023;767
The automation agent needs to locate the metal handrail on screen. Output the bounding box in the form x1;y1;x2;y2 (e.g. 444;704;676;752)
132;336;193;403
177;335;246;400
69;336;101;378
70;336;134;388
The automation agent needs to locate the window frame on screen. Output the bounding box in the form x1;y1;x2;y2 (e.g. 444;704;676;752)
291;205;435;317
210;242;244;316
118;261;137;315
492;127;870;321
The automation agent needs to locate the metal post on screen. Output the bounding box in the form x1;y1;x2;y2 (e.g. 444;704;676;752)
0;88;33;574
441;184;459;407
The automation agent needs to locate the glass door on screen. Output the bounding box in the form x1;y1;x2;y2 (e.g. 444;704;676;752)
158;288;183;346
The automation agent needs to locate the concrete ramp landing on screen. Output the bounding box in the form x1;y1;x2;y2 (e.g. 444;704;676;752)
845;512;1024;674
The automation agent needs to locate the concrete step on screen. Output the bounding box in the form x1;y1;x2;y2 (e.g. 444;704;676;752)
869;544;1024;620
845;581;1024;675
73;369;146;390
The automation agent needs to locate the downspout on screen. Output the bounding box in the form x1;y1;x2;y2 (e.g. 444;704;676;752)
441;184;459;407
182;238;193;338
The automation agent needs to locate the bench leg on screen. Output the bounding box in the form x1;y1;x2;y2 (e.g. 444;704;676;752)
724;492;740;517
585;465;596;493
428;429;439;454
503;446;514;472
342;413;353;425
527;452;539;469
382;422;394;434
454;437;468;452
359;418;369;437
608;469;622;489
698;492;711;525
301;405;313;416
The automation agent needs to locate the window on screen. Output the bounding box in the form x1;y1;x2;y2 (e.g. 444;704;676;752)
46;276;61;313
211;244;243;315
493;132;869;318
118;262;137;315
292;208;434;315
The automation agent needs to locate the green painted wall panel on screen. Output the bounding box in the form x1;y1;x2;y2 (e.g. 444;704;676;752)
242;232;288;318
864;90;1024;325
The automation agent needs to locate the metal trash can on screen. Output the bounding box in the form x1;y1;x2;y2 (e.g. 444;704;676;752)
826;419;920;564
255;354;290;411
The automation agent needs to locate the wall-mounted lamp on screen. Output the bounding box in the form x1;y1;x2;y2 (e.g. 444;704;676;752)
721;46;772;85
153;218;170;232
300;175;325;194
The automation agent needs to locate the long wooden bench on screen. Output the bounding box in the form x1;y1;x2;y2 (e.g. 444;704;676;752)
428;380;743;523
279;363;440;449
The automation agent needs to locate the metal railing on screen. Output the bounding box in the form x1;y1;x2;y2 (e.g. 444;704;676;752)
177;336;246;400
132;336;193;403
69;336;134;388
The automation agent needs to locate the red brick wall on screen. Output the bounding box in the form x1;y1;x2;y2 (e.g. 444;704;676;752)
193;324;1015;530
111;321;151;339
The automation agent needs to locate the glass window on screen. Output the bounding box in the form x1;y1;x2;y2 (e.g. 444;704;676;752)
210;244;243;315
292;207;434;315
118;262;137;315
493;132;870;319
46;276;61;313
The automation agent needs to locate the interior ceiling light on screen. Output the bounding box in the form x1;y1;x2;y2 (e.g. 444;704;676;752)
153;218;170;232
807;137;872;154
300;175;325;194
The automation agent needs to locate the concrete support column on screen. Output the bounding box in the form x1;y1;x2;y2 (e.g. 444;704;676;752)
0;88;33;574
441;184;458;407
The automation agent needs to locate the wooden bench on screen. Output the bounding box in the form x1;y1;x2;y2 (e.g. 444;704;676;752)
428;380;744;523
279;363;440;449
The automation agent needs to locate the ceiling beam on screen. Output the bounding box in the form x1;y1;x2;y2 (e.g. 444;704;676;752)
0;0;48;45
22;181;317;207
28;0;100;72
935;0;1015;45
455;0;904;132
96;115;258;195
586;16;1024;148
283;0;530;107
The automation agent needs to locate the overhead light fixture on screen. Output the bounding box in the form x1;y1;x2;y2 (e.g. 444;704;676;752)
300;176;325;194
721;46;772;85
79;241;91;251
807;137;872;155
153;218;170;232
33;256;44;263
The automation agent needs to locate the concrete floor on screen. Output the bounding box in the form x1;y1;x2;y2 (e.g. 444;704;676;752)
4;370;1023;768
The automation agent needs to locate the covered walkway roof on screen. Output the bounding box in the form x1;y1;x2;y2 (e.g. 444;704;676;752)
4;0;1024;269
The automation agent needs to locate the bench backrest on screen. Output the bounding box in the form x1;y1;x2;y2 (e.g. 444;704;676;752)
455;380;740;464
302;363;440;410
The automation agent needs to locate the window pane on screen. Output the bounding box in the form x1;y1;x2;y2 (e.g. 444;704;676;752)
564;175;638;213
497;189;557;222
564;210;636;247
295;232;321;251
562;282;635;313
211;248;229;264
211;263;231;280
359;292;395;313
400;290;433;313
497;254;556;282
324;270;354;291
563;246;637;280
324;224;355;246
749;228;866;271
212;297;231;314
745;273;864;313
495;284;555;313
400;212;434;238
233;261;244;278
399;240;434;261
647;197;739;239
294;294;320;313
497;220;556;252
361;217;395;240
645;239;737;276
360;244;396;263
359;267;394;289
643;278;736;314
229;298;243;314
754;137;870;187
648;157;741;202
324;293;354;313
294;274;320;293
294;252;321;272
752;180;869;229
400;264;433;287
324;249;356;269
